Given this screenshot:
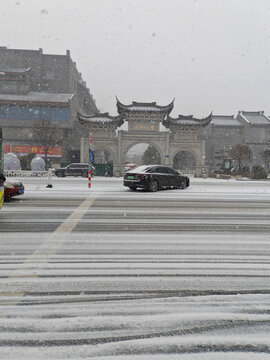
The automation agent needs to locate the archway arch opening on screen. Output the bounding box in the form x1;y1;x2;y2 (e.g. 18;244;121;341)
93;148;114;176
173;150;197;171
125;143;161;167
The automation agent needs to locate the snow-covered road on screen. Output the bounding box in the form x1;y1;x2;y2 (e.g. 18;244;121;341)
0;177;270;359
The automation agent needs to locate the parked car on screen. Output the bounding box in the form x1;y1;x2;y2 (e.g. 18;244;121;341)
123;165;190;192
4;181;24;200
125;162;137;171
55;163;95;178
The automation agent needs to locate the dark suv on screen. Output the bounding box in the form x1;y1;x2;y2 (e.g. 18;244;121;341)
55;163;95;178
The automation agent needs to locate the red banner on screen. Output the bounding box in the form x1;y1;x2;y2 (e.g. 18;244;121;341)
4;144;62;157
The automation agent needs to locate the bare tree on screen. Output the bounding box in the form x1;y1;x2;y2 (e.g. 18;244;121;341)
214;148;229;169
142;145;161;165
32;119;63;170
229;144;252;172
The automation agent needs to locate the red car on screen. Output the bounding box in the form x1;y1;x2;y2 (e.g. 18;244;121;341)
4;181;24;200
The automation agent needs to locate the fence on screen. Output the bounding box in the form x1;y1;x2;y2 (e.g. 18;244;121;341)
4;169;53;187
177;168;196;177
177;166;209;177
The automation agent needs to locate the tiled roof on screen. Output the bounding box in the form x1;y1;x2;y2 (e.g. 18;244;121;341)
238;111;270;125
163;113;212;129
117;98;174;114
0;91;74;104
211;115;242;127
77;112;124;128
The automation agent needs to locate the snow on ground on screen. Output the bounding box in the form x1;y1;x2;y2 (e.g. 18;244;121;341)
1;177;270;359
1;351;270;360
20;175;270;198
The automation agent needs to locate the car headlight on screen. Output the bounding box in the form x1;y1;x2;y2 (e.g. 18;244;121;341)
4;183;14;189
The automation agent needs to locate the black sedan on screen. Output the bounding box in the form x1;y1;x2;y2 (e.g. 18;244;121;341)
123;165;190;192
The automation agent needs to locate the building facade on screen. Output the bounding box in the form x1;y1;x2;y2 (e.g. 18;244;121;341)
0;46;98;164
200;111;270;173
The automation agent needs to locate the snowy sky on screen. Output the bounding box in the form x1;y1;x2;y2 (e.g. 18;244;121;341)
1;0;270;117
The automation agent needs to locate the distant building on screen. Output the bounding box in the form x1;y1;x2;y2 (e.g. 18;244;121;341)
0;46;98;164
200;111;270;172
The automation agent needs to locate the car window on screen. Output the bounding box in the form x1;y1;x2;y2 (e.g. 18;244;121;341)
128;165;149;173
166;168;178;175
155;167;165;173
146;167;156;173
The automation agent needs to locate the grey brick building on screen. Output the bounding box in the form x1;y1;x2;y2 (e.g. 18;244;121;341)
200;111;270;173
0;46;98;164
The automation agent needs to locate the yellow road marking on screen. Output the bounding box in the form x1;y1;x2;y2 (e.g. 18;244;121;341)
0;292;26;306
54;197;95;233
0;292;25;297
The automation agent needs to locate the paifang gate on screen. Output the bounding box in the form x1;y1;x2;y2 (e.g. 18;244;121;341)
77;98;212;176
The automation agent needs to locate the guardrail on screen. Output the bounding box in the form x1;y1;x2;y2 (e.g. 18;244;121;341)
4;169;53;188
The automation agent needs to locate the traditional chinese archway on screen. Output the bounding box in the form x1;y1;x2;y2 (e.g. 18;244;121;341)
78;99;211;176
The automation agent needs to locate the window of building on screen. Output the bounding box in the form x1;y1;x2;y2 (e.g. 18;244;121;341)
0;104;70;121
1;84;17;92
45;71;55;80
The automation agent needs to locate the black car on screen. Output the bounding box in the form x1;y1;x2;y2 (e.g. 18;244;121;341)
55;163;95;178
123;165;190;192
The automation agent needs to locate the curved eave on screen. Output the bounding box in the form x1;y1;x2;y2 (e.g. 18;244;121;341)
116;97;174;115
77;111;124;128
163;112;212;129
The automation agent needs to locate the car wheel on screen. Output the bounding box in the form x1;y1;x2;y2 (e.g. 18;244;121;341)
129;185;137;191
60;172;66;177
180;179;186;189
148;180;158;192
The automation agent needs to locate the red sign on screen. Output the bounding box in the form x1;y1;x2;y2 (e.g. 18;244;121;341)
89;133;93;145
4;144;62;157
